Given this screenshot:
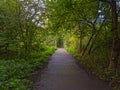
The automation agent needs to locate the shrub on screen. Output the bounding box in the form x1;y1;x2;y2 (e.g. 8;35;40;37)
0;46;56;90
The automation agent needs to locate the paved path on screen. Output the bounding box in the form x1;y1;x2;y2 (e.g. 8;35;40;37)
32;48;112;90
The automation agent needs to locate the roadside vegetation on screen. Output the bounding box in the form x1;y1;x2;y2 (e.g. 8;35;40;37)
0;45;56;90
0;0;56;89
47;0;120;90
66;47;120;90
0;0;120;90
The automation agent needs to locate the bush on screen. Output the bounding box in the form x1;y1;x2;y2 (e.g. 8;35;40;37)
0;46;56;90
66;47;120;90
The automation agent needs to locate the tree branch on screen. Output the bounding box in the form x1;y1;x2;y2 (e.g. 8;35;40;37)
99;0;111;4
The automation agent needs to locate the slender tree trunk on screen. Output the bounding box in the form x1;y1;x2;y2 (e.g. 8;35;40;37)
88;42;93;54
77;28;83;53
108;1;119;71
82;33;94;56
77;35;82;53
80;33;82;53
77;38;80;53
88;29;101;54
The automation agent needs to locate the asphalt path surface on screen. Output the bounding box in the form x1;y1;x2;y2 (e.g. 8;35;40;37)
32;48;112;90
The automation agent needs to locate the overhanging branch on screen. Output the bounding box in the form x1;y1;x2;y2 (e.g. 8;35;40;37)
99;0;111;4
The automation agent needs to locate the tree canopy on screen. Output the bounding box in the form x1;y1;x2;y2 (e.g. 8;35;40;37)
0;0;120;89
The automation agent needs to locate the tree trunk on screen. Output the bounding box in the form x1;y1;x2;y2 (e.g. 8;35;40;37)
77;36;82;53
108;0;119;71
88;42;93;54
80;34;82;53
82;33;94;56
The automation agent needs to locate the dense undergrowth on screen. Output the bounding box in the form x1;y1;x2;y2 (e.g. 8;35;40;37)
66;47;120;90
0;46;56;90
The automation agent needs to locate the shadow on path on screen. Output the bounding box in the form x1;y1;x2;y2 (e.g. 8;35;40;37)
32;48;112;90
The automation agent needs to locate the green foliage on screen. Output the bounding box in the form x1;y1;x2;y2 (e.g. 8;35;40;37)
66;47;120;90
0;59;32;89
0;0;120;89
0;46;56;90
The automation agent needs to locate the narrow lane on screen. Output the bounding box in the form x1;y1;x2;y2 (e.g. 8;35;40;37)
32;48;112;90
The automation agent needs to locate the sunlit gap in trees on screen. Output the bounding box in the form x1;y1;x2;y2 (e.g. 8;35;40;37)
19;0;46;27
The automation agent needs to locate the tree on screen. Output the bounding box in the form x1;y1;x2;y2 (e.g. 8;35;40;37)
47;0;120;72
0;0;48;59
99;0;119;71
